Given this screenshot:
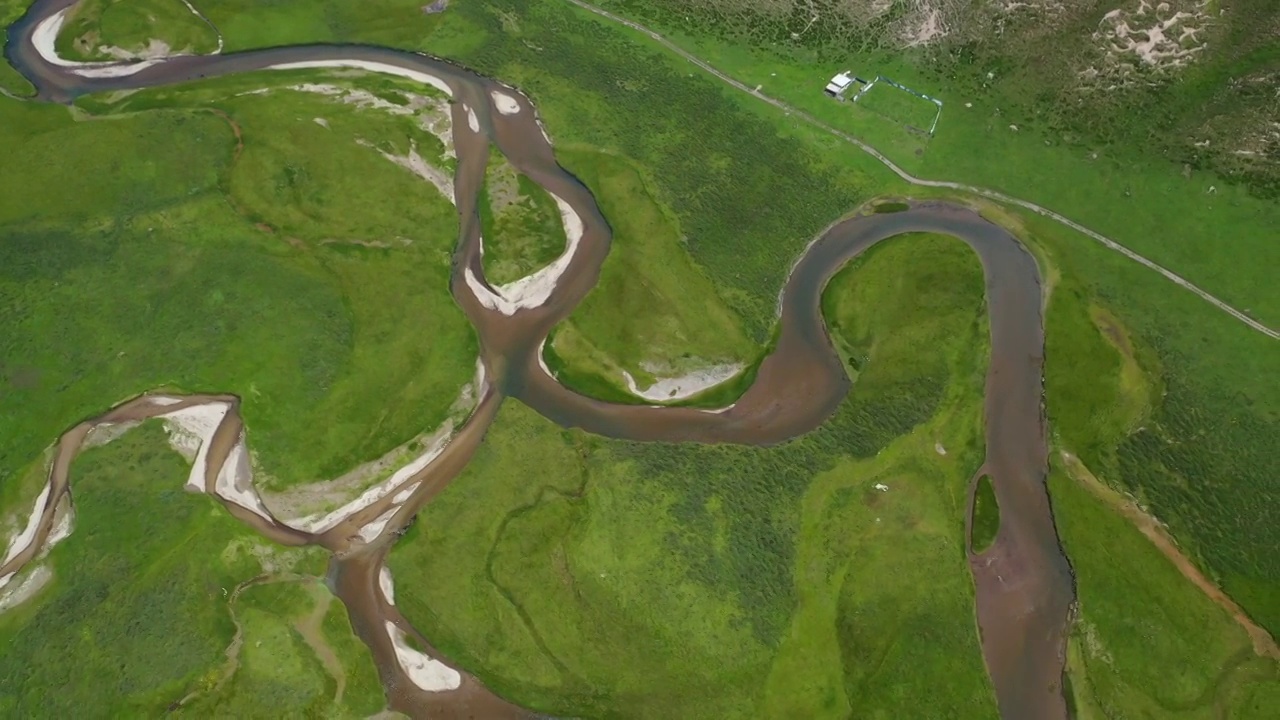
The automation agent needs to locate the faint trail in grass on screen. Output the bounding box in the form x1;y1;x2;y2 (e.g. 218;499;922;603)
1062;452;1279;661
481;455;592;685
562;0;1279;342
295;581;347;707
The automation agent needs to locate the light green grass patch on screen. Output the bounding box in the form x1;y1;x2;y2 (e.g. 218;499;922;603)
854;79;940;135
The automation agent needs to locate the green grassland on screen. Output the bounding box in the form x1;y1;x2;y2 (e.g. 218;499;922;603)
0;70;477;491
3;0;1278;716
479;145;567;285
586;0;1280;327
390;232;994;718
56;0;219;61
544;147;757;400
0;423;386;718
430;0;1280;639
593;0;1280;199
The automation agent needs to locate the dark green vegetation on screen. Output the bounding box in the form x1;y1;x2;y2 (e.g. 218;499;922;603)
391;233;996;717
479;146;567;285
56;0;220;61
1;69;477;491
0;423;385;717
970;474;998;554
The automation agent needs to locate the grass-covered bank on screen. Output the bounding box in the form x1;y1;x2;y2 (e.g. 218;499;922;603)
479;145;567;285
0;423;386;717
55;0;220;62
391;232;993;718
544;147;757;400
1;71;477;491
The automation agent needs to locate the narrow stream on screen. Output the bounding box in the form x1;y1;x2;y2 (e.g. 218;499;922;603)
3;1;1075;717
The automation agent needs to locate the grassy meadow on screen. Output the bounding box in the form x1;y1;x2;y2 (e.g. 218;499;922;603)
0;423;386;718
2;0;1277;716
390;232;995;718
444;0;1280;641
0;70;478;492
586;0;1280;321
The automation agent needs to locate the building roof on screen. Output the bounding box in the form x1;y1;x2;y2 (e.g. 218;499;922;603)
824;72;855;95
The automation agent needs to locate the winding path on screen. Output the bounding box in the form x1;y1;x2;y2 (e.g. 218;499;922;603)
2;1;1076;718
562;0;1279;341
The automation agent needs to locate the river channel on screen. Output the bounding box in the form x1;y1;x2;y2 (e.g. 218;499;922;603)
3;1;1075;716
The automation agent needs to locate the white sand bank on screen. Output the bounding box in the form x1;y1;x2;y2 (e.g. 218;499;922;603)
379;566;396;605
0;566;52;613
464;104;480;133
32;10;161;77
147;395;184;406
215;439;273;521
357;508;398;543
391;482;421;505
465;194;584;315
160;402;231;491
289;429;451;534
267;60;453;97
45;503;75;548
2;485;52;566
373;141;456;204
536;338;554;378
490;89;520;115
385;621;462;691
622;363;743;402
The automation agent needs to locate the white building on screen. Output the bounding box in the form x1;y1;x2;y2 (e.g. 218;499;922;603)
824;72;855;97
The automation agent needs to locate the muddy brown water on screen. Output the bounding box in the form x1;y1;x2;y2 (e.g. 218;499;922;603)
5;1;1074;717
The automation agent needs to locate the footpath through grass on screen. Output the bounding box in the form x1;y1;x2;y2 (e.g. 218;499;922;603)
391;232;994;718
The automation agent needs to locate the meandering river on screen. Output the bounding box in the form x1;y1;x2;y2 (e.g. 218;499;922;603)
3;1;1075;716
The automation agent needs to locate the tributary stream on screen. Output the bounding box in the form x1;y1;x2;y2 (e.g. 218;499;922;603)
4;1;1075;716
